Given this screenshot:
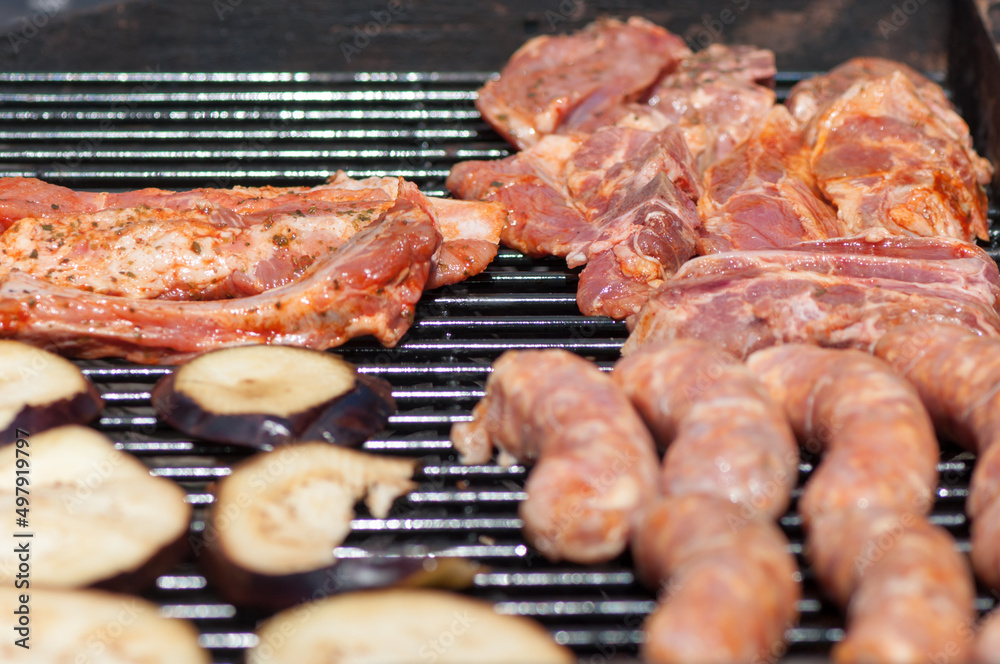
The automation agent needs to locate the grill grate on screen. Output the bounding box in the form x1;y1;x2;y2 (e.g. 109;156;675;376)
0;71;994;663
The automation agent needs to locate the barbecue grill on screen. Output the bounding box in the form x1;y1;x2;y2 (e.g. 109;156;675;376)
2;1;999;662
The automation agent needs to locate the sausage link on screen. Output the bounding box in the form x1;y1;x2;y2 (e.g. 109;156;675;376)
450;349;659;563
746;345;937;525
612;339;798;519
874;324;1000;589
633;495;800;664
617;340;799;663
747;344;975;664
974;609;1000;664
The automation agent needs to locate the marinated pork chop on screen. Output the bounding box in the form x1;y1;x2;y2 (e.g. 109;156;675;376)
807;72;991;242
475;16;691;150
697;105;840;253
646;43;776;174
0;174;505;295
623;234;1000;359
0;182;442;363
448;124;700;318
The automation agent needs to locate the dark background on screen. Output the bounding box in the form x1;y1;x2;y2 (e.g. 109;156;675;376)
0;0;956;74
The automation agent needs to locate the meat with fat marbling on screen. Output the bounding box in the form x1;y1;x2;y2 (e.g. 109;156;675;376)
697;105;840;253
0;182;442;363
646;43;776;174
806;71;991;242
623;234;1000;359
474;17;691;150
0;174;506;295
448;124;700;318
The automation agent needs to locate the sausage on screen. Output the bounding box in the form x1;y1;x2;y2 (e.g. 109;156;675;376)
450;349;659;564
632;494;800;664
746;345;938;526
746;344;975;664
808;509;976;663
612;339;798;519
615;340;799;663
974;609;1000;664
874;324;1000;588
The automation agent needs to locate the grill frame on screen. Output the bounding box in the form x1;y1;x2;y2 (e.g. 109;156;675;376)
0;65;997;663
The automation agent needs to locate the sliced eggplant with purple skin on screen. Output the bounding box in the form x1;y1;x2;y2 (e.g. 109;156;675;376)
1;587;210;663
198;442;479;611
152;344;395;449
0;425;191;592
0;340;103;445
247;588;575;664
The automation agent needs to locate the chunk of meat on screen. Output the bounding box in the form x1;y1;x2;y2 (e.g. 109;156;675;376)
448;124;700;318
874;324;1000;590
632;495;799;664
612;339;798;520
623;234;1000;359
0;175;506;295
808;72;991;242
647;43;776;173
450;349;659;564
0;182;442;363
747;345;975;664
786;57;954;126
697;106;840;253
475;17;691;150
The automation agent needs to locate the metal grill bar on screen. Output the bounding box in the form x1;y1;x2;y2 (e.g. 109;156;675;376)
0;71;991;664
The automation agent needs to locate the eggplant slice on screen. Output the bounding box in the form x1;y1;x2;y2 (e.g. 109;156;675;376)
0;425;191;591
0;587;209;663
0;340;102;445
152;344;395;449
199;442;478;610
247;588;575;664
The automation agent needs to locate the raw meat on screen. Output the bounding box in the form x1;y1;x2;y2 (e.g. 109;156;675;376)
448;124;700;318
450;348;659;564
623;234;1000;358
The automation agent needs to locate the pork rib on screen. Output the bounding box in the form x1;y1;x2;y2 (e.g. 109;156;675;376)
450;349;659;564
0;182;441;363
623;234;1000;359
747;345;976;664
0;174;506;295
448;124;700;318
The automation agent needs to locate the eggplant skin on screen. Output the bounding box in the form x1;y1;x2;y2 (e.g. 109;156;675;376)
0;384;103;446
299;373;396;447
199;538;473;611
151;357;396;449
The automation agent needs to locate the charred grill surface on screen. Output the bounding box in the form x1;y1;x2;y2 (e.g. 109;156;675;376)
0;71;994;663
